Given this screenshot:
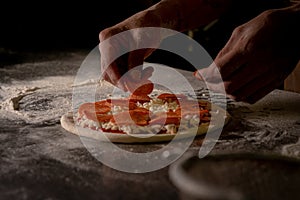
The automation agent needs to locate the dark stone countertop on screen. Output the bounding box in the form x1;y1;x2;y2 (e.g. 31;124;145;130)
1;50;299;200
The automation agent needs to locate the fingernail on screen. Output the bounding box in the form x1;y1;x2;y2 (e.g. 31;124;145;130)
116;79;128;92
194;70;203;80
141;66;154;80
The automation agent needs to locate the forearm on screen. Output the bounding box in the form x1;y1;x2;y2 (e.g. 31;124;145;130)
154;0;232;31
285;0;300;13
290;0;300;6
115;0;232;31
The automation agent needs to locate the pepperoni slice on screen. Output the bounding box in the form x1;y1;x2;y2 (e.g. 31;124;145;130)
78;102;111;117
197;100;211;111
132;107;149;113
125;79;154;95
129;94;151;103
78;103;95;117
95;105;111;114
130;108;150;126
106;98;137;110
150;111;181;125
125;67;154;95
111;108;150;126
200;116;211;123
78;101;113;124
82;110;98;121
96;114;113;123
82;109;113;122
132;80;154;96
79;92;211;134
95;99;110;107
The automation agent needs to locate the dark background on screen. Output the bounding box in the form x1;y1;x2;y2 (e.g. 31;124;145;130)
0;0;288;70
0;0;158;51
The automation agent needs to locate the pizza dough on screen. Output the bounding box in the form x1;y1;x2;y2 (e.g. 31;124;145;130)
60;98;230;143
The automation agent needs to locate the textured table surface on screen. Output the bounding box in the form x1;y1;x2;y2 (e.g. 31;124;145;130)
1;50;299;200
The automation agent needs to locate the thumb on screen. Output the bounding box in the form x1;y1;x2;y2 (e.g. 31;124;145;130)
194;63;223;83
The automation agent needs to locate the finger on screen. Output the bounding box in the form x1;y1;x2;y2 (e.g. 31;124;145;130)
132;80;154;95
103;61;129;92
124;78;145;94
102;73;112;84
116;78;128;92
193;70;204;81
141;66;154;80
122;49;146;91
217;22;256;58
123;66;154;93
100;43;129;90
197;49;250;84
214;49;250;80
129;67;143;82
101;51;120;83
100;42;120;80
102;58;125;87
196;63;222;83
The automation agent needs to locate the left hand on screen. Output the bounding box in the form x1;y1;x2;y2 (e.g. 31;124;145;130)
195;8;300;103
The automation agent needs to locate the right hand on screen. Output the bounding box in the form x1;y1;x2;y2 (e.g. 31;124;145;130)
99;21;161;92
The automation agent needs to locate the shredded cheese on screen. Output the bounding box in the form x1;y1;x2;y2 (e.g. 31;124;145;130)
76;96;204;135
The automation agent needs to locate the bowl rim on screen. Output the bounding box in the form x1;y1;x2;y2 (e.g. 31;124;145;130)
168;152;300;200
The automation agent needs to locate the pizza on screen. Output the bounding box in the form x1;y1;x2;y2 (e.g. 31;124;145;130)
61;76;230;143
61;94;229;143
75;92;211;134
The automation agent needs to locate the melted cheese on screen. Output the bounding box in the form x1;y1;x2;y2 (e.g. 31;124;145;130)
76;96;202;135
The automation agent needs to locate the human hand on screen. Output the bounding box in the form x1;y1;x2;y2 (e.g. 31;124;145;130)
99;0;233;93
195;7;300;103
99;14;162;92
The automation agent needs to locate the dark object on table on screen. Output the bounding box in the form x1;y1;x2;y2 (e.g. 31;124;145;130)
169;153;300;200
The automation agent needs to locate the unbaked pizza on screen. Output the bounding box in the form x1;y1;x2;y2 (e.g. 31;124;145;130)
61;75;230;143
75;92;211;135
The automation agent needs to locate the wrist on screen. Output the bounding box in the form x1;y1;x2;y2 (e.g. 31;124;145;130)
150;0;232;31
118;0;233;32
